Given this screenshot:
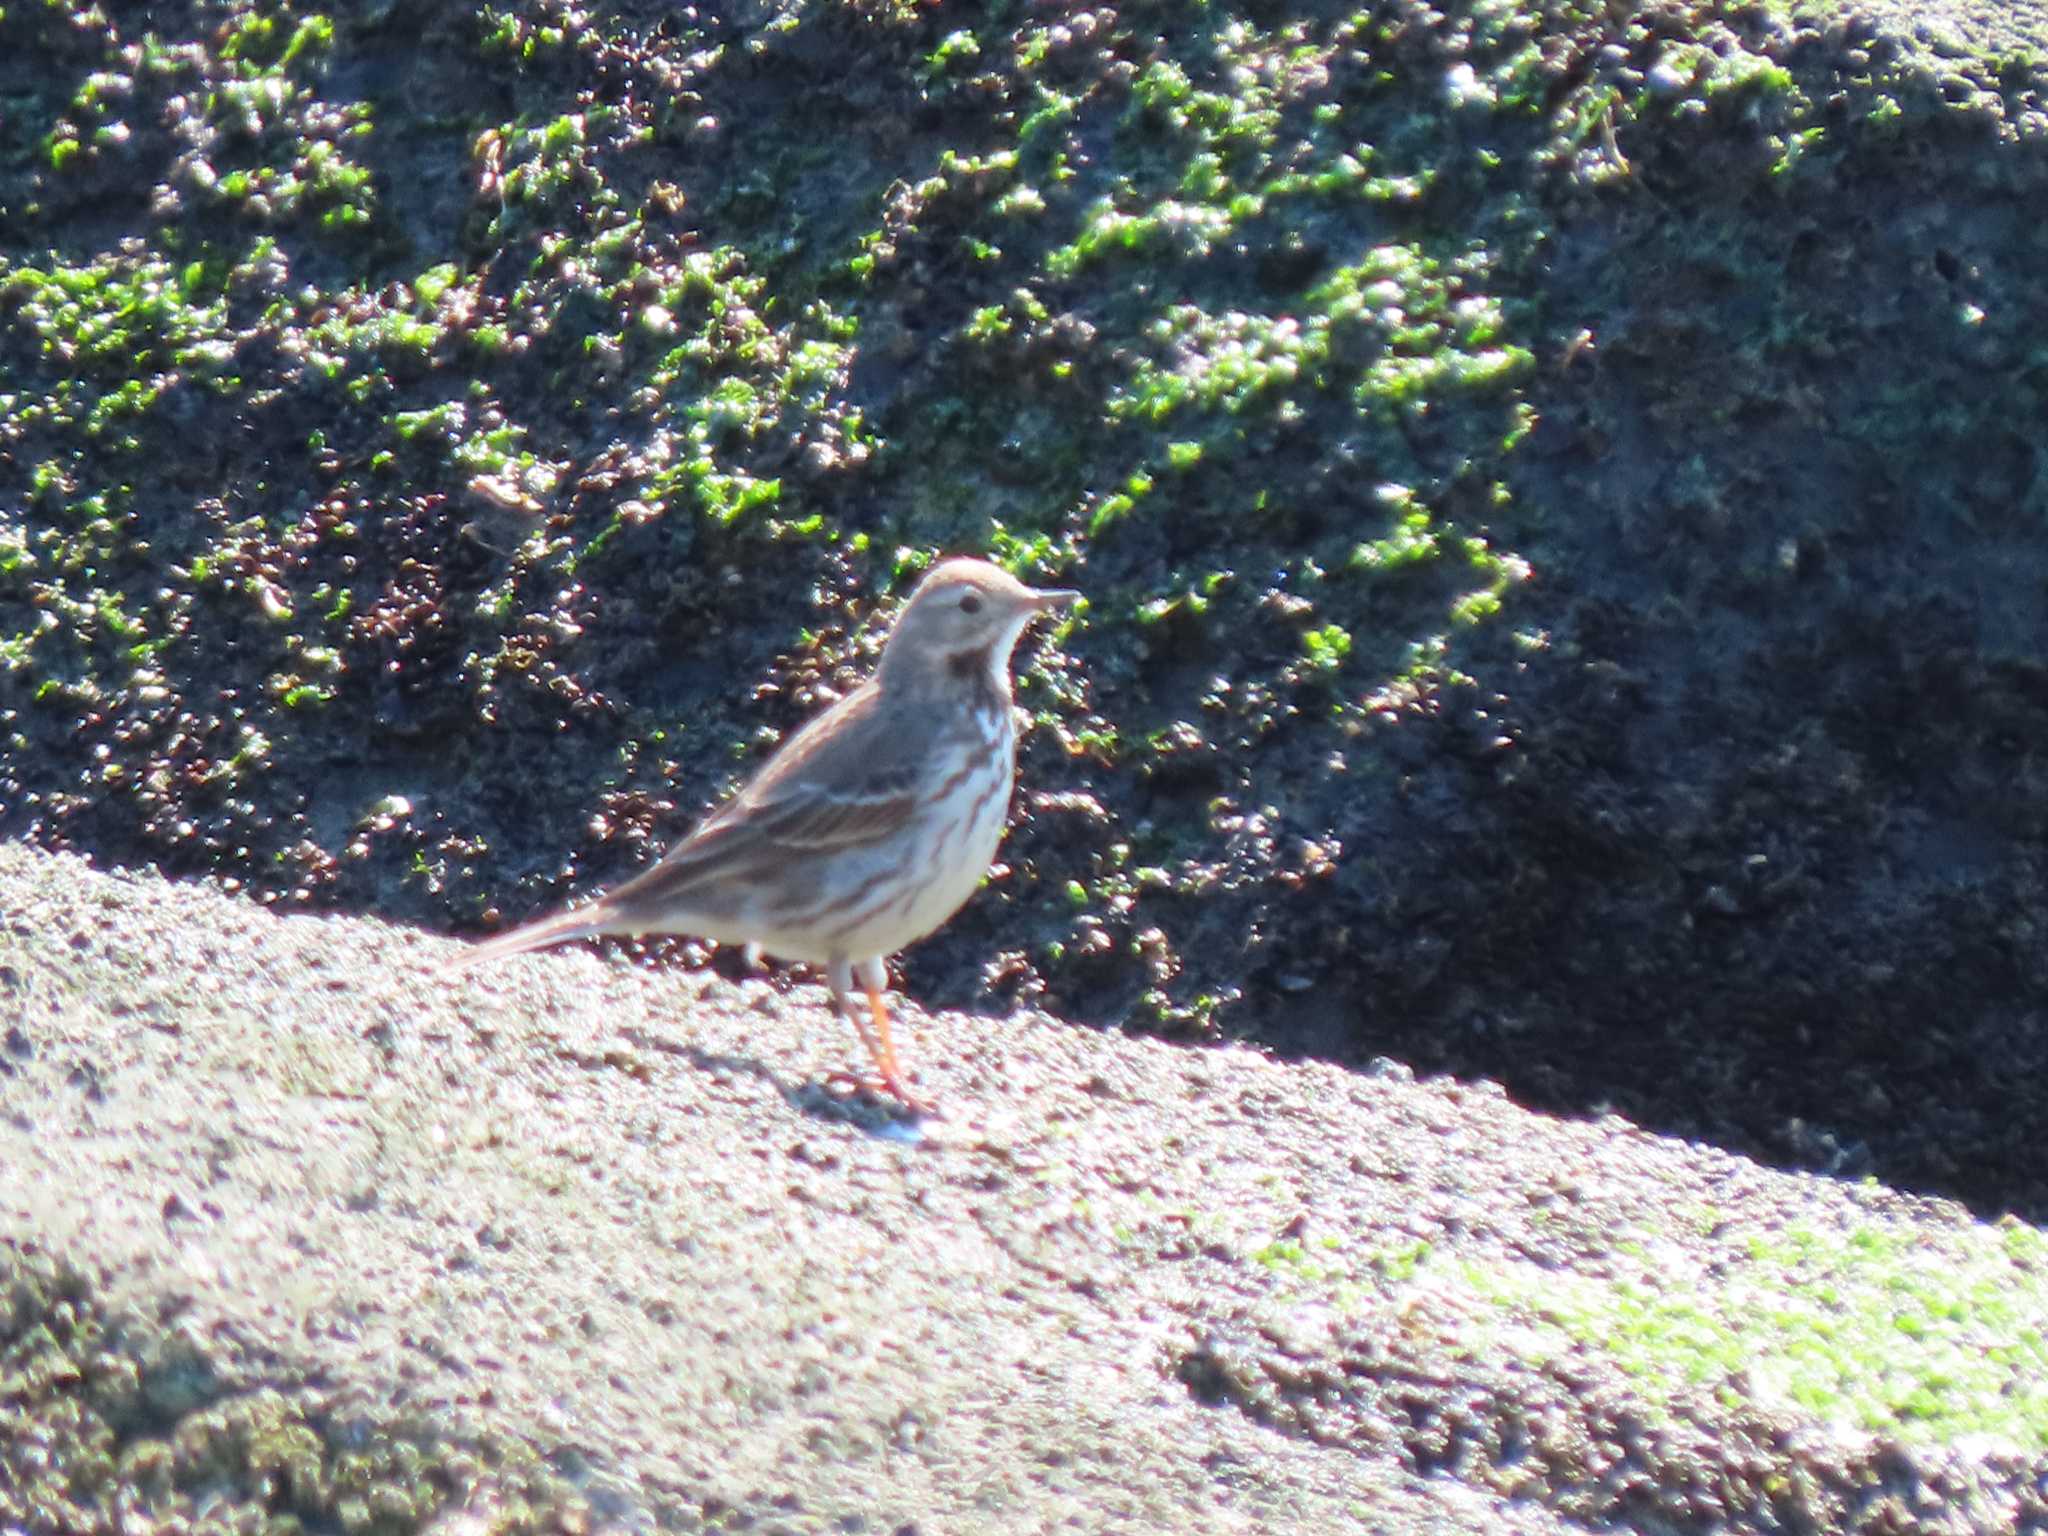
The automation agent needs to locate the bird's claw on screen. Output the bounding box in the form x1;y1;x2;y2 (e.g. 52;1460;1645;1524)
822;1068;938;1118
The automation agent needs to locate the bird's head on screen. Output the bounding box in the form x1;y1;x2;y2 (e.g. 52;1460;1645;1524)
878;556;1079;696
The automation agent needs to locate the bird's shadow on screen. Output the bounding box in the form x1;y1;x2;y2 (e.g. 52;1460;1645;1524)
641;1036;929;1140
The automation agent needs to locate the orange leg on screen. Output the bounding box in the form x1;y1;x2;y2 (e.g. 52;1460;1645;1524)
862;982;933;1114
822;966;933;1116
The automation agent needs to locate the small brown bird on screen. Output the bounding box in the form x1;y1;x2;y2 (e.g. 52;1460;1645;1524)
451;556;1080;1113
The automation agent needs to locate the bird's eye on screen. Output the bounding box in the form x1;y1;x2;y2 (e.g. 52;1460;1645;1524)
959;593;983;614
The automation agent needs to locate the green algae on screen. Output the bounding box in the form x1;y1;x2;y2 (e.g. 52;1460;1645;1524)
1469;1217;2048;1451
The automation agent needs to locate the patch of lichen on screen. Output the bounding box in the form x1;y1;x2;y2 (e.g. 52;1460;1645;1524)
0;1249;589;1534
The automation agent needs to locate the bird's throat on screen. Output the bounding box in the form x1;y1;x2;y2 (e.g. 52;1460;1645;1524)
945;641;1013;709
946;642;991;682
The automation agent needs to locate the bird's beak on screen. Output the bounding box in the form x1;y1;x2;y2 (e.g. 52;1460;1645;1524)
1029;586;1082;613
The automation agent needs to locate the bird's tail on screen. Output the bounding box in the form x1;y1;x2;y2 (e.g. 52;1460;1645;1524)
440;901;617;976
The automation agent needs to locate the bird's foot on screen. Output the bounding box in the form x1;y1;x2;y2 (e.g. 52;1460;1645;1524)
823;1067;938;1118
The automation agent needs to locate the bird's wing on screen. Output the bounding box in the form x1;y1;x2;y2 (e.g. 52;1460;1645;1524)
596;683;923;918
732;759;923;850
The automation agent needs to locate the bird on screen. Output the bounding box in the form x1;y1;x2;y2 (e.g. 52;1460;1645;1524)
448;556;1081;1114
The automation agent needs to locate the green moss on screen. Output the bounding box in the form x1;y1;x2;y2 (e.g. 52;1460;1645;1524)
3;253;231;379
1470;1218;2048;1449
1299;624;1352;672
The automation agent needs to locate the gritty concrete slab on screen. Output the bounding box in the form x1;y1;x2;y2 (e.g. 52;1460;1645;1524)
5;842;2040;1534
